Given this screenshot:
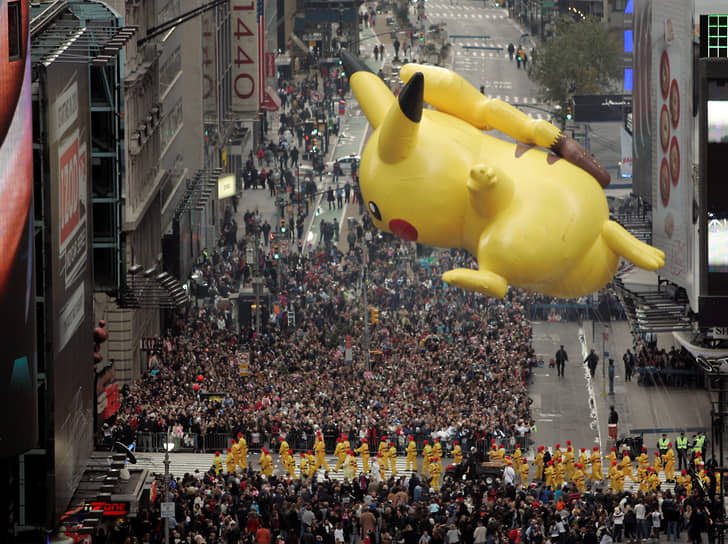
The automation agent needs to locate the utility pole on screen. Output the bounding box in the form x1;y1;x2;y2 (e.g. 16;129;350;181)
362;236;370;371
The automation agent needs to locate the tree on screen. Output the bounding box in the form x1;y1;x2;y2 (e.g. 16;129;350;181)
530;16;621;108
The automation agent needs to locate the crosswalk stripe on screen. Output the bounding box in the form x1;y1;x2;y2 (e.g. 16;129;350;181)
130;453;681;491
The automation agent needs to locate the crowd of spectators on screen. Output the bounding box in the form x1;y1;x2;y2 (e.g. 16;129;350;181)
109;209;535;456
98;457;722;544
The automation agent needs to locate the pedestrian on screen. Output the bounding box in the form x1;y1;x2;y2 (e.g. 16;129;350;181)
585;349;599;377
676;431;689;471
608;406;619;425
522;52;528;71
508;43;515;60
379;44;384;60
555;345;568;377
374;45;379;61
623;349;634;381
516;47;525;69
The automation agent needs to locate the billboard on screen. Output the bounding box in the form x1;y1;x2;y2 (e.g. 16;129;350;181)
648;1;696;310
634;0;697;310
0;0;37;458
46;60;94;518
632;0;654;202
201;10;218;122
230;0;261;111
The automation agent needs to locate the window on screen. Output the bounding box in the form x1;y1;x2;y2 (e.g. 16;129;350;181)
8;1;22;61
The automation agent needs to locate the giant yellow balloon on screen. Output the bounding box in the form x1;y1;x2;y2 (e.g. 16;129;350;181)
341;52;664;298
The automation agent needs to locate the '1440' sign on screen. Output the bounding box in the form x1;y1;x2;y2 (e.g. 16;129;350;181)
231;0;260;111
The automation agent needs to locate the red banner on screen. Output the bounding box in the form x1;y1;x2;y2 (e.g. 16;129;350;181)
103;382;120;419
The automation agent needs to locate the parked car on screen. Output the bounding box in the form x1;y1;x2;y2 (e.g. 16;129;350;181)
325;154;360;174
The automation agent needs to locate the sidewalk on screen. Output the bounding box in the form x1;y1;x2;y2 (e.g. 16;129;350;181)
581;320;712;452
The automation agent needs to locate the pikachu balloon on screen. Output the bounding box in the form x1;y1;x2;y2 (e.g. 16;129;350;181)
342;52;664;298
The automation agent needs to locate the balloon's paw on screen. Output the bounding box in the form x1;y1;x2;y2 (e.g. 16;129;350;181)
602;220;665;271
442;268;508;298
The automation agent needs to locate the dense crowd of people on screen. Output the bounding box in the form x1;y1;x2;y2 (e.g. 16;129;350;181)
110;204;535;456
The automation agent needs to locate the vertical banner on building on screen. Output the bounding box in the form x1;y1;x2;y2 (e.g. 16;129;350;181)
257;0;265;109
46;59;94;519
230;0;260;112
201;10;218;122
648;1;695;308
632;0;653;202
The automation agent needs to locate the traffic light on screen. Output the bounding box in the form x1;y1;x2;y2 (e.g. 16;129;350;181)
370;308;379;325
280;218;286;233
273;244;280;259
494;1;500;6
566;105;573;121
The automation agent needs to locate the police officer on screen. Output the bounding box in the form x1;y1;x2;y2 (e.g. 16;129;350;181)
694;431;706;458
676;431;689;471
657;433;670;456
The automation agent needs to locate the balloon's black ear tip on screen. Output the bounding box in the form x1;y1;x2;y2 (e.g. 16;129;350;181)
340;50;374;79
399;72;424;123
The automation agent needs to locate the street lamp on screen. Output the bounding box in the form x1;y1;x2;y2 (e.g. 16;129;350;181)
162;433;175;544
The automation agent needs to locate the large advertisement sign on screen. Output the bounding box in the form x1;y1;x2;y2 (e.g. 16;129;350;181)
0;3;37;458
647;1;696;309
201;10;218;122
632;0;653;202
46;60;94;518
230;0;261;111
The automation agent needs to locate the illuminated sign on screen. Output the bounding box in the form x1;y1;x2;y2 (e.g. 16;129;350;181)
218;174;236;199
83;501;130;517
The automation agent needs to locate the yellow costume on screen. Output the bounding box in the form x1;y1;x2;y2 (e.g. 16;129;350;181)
429;457;441;490
388;444;398;476
590;447;603;481
279;437;290;458
334;438;346;471
260;449;273;477
306;451;316;477
231;440;242;469
488;444;499;461
606;448;617;466
237;435;248;469
213;452;223;475
513;445;522;472
225;448;237;474
422;442;433;476
663;448;675;481
607;462;618;491
355;440;370;473
636;450;649;482
452;443;463;465
620;453;635;481
378;437;389;458
652;452;663;476
544;462;554;490
314;436;330;472
534;447;545;480
299;453;309;479
342;53;665;300
578;449;588;471
677;471;692;494
406;437;418;470
347;451;358;479
649;469;661;490
573;464;586;493
519;458;529;484
553;461;565;490
564;447;575;481
377;453;388;477
552;445;563;465
433;440;443;471
283;450;297;478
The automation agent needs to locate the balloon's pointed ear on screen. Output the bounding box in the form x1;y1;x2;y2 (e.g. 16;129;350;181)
340;50;394;129
378;72;423;164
